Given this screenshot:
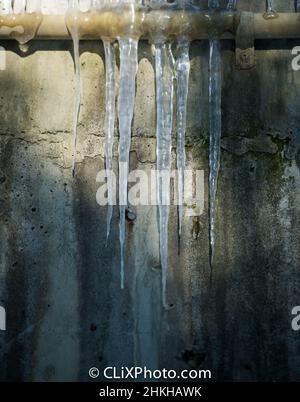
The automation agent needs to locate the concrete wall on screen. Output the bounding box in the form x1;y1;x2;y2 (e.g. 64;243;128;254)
0;0;300;381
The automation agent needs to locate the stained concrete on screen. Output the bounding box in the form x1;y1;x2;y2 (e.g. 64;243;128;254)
0;0;300;382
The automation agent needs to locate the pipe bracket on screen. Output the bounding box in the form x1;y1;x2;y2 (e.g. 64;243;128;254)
235;12;255;70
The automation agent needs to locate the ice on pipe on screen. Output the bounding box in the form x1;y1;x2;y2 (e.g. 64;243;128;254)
118;37;138;289
155;42;175;309
0;2;42;44
103;41;116;241
176;41;190;241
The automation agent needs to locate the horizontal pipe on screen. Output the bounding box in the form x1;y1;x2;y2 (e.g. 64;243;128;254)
254;13;300;39
0;11;299;42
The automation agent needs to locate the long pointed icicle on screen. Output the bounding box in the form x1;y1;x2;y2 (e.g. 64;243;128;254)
155;42;175;309
118;37;138;289
103;41;116;241
176;41;190;242
71;35;81;177
67;0;81;177
207;1;221;271
208;39;221;271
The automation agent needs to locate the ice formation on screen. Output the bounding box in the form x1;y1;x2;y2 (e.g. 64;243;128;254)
208;0;222;270
176;41;190;242
103;40;116;241
118;36;138;289
155;42;175;308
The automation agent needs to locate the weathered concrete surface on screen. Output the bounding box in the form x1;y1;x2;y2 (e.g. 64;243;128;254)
0;0;300;382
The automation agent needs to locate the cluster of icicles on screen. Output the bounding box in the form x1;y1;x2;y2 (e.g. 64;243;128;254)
65;0;284;308
66;0;233;309
0;0;281;308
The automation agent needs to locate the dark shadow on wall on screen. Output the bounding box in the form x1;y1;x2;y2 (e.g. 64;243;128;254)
0;73;49;381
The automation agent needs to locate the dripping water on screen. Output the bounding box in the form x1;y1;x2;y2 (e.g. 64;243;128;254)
118;37;138;289
103;41;116;241
155;42;175;309
176;41;190;245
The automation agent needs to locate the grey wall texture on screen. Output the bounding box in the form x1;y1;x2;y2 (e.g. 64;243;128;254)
0;0;300;382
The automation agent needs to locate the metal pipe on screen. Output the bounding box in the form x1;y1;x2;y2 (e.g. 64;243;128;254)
254;13;300;39
0;11;299;41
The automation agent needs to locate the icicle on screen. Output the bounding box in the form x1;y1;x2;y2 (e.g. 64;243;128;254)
208;39;221;271
103;41;116;241
0;0;42;45
67;0;81;177
266;0;273;13
207;0;222;272
71;30;81;177
297;1;300;12
155;42;175;309
118;37;138;289
176;41;190;243
226;0;237;10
